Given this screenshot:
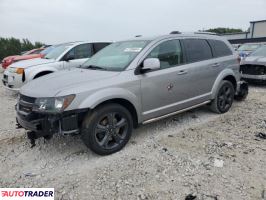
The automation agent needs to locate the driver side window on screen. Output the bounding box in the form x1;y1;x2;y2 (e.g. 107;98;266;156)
147;39;184;69
64;44;92;60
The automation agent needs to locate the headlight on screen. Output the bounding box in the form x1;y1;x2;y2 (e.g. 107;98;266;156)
8;67;24;74
33;94;75;113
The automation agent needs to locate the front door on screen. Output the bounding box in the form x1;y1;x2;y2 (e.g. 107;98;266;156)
139;39;188;120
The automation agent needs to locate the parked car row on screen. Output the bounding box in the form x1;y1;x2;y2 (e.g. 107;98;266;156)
5;33;248;155
1;47;49;69
2;42;111;90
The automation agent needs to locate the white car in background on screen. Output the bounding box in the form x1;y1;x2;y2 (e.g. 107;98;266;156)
2;41;110;91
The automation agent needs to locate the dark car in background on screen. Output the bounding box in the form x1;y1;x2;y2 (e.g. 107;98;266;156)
240;45;266;83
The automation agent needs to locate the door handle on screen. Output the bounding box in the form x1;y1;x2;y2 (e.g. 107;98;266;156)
177;70;188;75
212;63;220;68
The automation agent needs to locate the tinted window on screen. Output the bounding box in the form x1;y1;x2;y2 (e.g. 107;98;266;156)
74;44;92;59
183;39;212;63
93;43;111;53
147;40;183;69
208;40;232;57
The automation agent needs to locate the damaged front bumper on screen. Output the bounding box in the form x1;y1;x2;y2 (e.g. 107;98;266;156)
16;104;87;139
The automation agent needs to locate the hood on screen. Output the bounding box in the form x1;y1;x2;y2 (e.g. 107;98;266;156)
13;54;42;61
20;68;120;97
241;56;266;65
8;58;56;69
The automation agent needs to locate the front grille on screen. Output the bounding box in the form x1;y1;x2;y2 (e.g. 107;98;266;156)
18;94;36;114
240;64;266;75
20;94;36;104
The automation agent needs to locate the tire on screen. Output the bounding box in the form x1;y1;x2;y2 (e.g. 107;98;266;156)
81;103;133;155
210;80;235;114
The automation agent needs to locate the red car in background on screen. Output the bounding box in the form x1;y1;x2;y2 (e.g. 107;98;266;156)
1;46;52;69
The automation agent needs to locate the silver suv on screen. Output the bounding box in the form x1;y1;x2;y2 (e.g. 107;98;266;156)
16;34;247;155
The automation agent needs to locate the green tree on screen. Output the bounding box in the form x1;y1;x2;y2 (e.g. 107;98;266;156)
0;37;45;61
204;28;244;34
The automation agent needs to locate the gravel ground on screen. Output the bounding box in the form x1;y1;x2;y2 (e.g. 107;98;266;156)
0;76;265;200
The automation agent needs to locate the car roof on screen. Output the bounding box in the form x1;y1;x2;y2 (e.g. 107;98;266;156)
53;41;112;47
122;33;227;42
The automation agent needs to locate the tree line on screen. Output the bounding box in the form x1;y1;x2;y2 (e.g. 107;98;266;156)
203;28;244;34
0;37;45;61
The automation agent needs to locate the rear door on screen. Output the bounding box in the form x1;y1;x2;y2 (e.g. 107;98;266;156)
181;38;215;98
207;39;234;83
63;43;93;69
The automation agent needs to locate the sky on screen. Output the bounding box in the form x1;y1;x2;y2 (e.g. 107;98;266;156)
0;0;266;44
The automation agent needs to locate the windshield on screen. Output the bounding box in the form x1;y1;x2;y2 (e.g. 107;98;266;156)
250;45;266;57
44;44;72;60
81;40;151;71
238;44;261;51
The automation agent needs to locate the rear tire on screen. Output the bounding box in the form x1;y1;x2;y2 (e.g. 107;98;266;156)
210;80;235;114
81;103;133;155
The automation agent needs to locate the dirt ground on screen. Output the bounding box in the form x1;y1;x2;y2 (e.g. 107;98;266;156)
0;75;265;200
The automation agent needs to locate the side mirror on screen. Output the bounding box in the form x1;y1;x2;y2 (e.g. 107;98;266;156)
142;58;160;72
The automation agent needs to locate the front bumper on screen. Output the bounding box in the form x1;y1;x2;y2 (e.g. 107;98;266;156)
16;104;87;139
2;70;23;91
241;74;266;81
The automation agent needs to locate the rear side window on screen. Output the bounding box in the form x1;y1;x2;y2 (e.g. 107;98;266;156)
208;40;232;57
183;39;212;63
93;43;111;54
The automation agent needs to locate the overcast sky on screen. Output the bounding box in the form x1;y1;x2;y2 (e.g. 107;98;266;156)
0;0;266;44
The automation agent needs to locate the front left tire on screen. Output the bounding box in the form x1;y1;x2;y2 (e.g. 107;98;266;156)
81;103;133;155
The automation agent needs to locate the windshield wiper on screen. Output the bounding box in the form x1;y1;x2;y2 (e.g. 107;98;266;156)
82;65;107;70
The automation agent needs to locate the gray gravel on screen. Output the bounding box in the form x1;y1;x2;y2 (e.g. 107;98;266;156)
0;77;265;200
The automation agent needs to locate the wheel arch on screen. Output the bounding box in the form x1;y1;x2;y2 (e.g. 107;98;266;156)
24;66;58;82
33;70;54;79
77;88;142;127
211;69;238;99
94;98;139;128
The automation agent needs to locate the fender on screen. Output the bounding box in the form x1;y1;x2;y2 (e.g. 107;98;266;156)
78;87;142;122
24;64;59;82
211;68;238;99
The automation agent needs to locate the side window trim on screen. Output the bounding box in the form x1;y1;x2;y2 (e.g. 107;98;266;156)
206;40;215;58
